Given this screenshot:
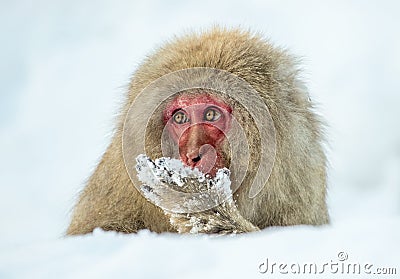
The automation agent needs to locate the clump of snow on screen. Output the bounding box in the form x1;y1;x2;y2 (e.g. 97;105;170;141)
135;154;233;213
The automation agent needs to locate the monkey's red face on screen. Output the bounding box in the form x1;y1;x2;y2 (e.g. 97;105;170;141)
164;94;232;176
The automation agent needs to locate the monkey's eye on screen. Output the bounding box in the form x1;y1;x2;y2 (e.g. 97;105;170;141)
204;107;221;122
173;111;189;124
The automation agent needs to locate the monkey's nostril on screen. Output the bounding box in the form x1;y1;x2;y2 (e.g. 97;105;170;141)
192;155;202;163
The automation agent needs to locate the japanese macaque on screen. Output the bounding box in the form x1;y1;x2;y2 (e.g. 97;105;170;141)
67;27;329;235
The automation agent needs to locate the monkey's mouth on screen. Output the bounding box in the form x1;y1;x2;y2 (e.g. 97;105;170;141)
191;154;202;164
181;144;219;176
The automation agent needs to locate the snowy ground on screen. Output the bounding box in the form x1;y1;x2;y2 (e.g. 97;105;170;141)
1;0;399;278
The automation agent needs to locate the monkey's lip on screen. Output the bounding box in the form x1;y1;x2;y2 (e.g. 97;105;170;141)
191;160;203;168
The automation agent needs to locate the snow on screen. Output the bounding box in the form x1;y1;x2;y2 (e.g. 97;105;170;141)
1;0;400;278
1;222;399;278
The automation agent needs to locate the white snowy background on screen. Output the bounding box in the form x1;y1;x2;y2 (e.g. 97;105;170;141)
1;0;399;278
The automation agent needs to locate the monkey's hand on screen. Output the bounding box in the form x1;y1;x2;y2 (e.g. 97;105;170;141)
168;199;260;234
135;155;259;234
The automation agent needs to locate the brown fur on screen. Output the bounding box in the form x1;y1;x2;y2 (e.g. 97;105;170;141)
67;27;329;235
